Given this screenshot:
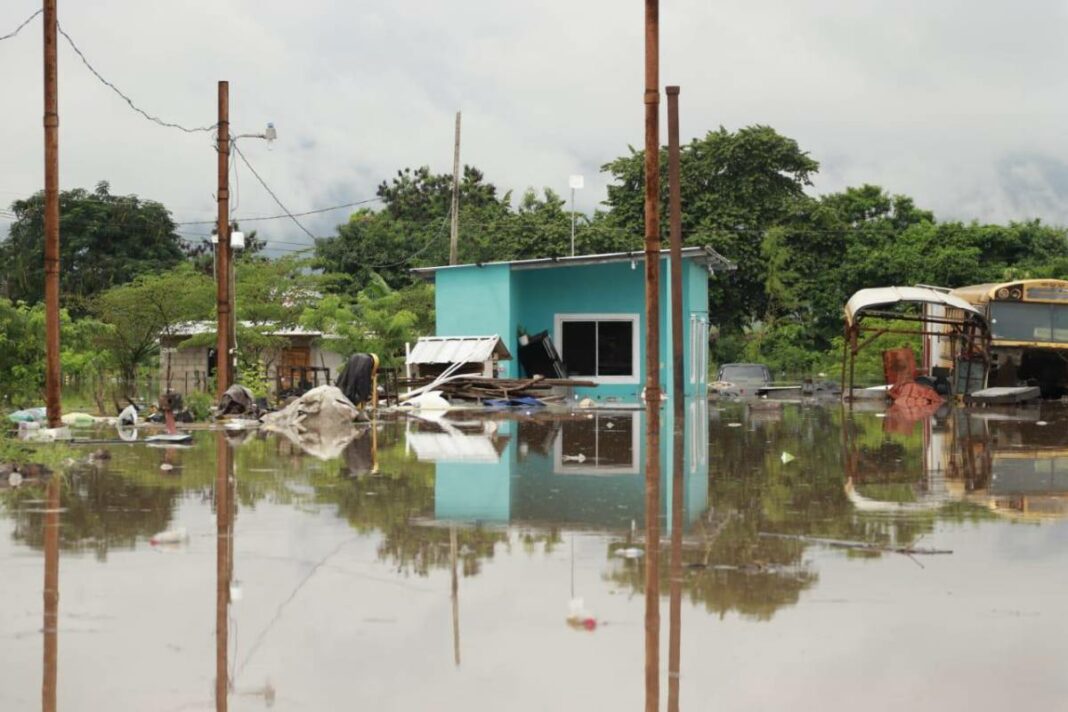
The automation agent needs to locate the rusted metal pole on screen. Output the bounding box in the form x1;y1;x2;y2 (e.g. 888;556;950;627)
43;0;62;428
42;474;60;712
643;1;661;711
665;84;684;712
216;81;232;399
215;432;234;712
667;87;683;404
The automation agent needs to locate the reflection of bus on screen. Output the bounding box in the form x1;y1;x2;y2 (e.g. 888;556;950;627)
947;279;1068;397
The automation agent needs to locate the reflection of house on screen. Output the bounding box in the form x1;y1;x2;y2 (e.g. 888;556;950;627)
416;402;709;531
412;247;733;401
159;322;345;396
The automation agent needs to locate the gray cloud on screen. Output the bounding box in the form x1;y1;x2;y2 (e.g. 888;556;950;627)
3;0;1068;252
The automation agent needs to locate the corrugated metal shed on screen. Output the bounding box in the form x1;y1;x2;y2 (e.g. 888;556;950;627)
407;335;511;365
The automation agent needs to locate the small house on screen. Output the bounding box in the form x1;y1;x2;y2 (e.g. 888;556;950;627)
412;246;732;401
406;335;512;379
159;322;346;396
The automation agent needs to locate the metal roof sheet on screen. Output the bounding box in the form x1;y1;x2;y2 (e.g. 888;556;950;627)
411;245;736;277
844;286;986;326
407;335;511;364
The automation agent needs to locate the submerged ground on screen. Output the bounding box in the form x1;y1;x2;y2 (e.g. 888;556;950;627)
3;402;1068;710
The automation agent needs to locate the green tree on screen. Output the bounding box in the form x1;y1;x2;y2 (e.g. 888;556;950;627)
600;126;819;332
93;262;215;391
301;274;434;366
1;182;187;312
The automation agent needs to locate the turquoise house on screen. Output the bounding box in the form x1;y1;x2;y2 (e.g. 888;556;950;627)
412;246;732;402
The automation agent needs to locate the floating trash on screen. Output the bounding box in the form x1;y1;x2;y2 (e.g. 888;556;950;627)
150;527;189;546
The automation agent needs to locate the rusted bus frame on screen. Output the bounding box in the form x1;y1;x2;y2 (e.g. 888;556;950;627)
842;311;990;400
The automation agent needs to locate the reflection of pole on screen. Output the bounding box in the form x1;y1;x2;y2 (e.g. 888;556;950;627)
215;433;234;712
450;526;460;667
642;1;661;711
666;85;684;712
667;411;684;711
42;475;60;712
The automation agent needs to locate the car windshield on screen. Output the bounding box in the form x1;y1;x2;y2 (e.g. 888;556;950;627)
719;365;768;382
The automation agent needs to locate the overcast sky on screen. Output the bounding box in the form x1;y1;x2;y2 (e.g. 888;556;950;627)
4;0;1068;253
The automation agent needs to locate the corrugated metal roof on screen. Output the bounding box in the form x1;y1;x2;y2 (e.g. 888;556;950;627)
407;335;511;364
844;287;986;326
411;245;735;277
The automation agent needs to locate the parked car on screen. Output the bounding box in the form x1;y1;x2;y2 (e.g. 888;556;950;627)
710;363;773;398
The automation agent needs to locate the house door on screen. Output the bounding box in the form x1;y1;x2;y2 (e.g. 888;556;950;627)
279;347;311;392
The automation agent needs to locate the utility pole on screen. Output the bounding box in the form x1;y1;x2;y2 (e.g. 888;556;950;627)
216;81;232;399
666;83;683;712
667;86;683;407
449;111;461;265
642;1;661;711
43;0;62;428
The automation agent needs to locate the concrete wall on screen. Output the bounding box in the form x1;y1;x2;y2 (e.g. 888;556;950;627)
159;346;212;395
435;264;518;377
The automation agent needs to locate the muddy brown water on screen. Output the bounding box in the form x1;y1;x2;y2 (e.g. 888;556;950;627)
2;403;1068;710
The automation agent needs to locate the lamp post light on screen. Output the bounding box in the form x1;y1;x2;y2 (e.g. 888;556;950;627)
569;174;584;257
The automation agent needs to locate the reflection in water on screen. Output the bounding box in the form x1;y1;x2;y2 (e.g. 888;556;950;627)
216;433;234;711
667;401;685;712
7;403;1068;709
42;474;60;712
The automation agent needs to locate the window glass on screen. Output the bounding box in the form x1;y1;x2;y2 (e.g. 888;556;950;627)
597;321;633;376
1053;305;1068;343
990;303;1053;342
562;321;596;375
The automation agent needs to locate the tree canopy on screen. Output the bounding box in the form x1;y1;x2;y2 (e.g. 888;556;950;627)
1;182;187;313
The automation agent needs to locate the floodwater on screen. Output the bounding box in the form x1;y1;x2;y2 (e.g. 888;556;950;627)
3;401;1068;710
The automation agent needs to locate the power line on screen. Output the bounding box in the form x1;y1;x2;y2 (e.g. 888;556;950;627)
175;197;380;225
232;142;317;241
56;22;216;134
0;8;40;41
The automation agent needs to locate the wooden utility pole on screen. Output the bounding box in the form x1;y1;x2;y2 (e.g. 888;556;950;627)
216;81;232;399
43;0;62;428
449;111;461;265
666;85;684;712
642;1;661;711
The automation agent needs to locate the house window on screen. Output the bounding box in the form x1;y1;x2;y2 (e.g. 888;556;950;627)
555;314;640;384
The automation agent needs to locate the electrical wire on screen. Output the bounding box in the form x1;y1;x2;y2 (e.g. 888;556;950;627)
0;8;40;41
231;142;317;241
175;197;380;225
56;22;216;134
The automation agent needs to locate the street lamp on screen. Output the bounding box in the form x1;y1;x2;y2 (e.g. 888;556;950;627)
569;174;584;257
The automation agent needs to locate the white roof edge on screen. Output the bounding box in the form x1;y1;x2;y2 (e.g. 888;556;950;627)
411;245;734;276
845;286;987;326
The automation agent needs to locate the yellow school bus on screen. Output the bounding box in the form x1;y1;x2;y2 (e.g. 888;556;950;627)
948;279;1068;397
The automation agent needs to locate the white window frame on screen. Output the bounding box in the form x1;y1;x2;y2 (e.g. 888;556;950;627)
554;313;641;385
553;411;641;475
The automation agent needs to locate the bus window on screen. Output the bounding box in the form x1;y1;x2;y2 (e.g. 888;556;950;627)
990;302;1053;342
1054;305;1068;342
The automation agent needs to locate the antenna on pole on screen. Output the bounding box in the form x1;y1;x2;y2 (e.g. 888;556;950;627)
449;112;462;265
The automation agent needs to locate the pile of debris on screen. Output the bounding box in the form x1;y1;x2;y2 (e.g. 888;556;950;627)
398;374;596;406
